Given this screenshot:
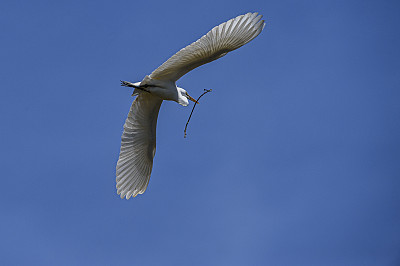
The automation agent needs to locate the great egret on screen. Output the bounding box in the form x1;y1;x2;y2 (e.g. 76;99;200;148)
117;12;265;199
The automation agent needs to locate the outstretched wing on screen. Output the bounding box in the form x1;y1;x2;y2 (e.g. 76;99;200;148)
150;12;265;82
116;93;163;199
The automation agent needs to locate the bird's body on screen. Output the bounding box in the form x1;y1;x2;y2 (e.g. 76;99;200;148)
117;12;266;199
123;76;191;106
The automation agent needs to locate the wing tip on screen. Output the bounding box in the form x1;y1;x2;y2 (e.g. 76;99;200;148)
117;188;142;200
116;174;149;200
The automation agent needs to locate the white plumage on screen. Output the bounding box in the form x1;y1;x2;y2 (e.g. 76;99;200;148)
117;12;265;199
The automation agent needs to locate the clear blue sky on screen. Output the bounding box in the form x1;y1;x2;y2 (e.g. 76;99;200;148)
1;0;399;265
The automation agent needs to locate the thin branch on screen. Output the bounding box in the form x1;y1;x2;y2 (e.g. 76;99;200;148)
184;89;212;138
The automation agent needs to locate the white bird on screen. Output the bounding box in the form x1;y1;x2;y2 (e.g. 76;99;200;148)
117;12;265;199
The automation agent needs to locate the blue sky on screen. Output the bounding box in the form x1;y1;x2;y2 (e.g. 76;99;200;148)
1;0;400;265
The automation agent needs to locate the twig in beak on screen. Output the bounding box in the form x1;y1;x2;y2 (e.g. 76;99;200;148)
187;93;200;104
184;89;212;138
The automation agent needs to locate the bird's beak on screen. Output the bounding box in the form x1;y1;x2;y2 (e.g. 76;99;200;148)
187;93;199;104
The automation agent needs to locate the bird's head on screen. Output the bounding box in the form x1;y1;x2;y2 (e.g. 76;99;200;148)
177;87;199;106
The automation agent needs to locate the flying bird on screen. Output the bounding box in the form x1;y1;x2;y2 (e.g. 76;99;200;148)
117;12;266;199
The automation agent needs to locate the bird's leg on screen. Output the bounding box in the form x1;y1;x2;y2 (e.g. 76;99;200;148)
120;80;152;93
120;80;136;88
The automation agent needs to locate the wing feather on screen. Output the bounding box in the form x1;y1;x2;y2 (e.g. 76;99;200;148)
149;12;265;81
116;93;163;199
